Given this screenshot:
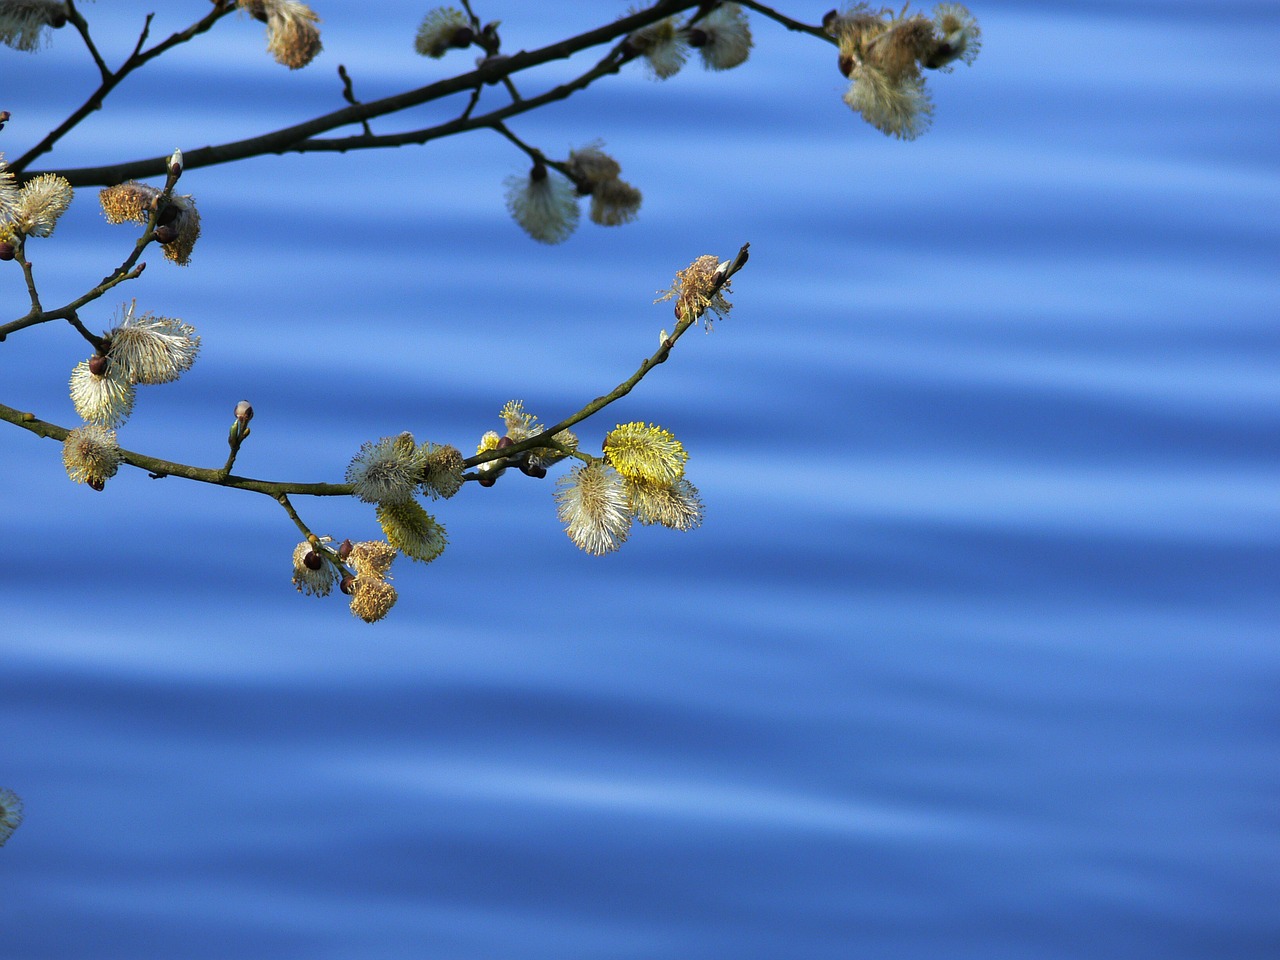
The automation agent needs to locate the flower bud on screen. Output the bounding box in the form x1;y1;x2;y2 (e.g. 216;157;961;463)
234;400;254;422
154;225;178;245
339;573;356;595
520;461;547;479
337;538;353;561
0;242;15;262
167;149;183;178
88;477;105;491
478;475;496;487
88;354;108;376
303;550;322;570
497;435;516;449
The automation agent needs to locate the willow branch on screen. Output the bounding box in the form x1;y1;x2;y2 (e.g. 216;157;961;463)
465;243;751;470
0;243;747;499
23;0;698;186
0;400;354;496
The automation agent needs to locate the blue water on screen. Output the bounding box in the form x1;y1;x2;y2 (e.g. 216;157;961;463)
2;2;1277;958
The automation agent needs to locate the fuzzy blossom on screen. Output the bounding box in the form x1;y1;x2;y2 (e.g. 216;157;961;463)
830;8;934;139
69;359;135;428
0;154;18;221
566;143;642;228
628;14;686;80
844;66;933;140
291;539;337;597
499;399;541;441
628;476;704;531
154;195;201;265
656;254;733;329
0;0;67;52
345;539;398;623
528;428;578;470
419;442;465;499
589;178;642;227
349;576;397;623
414;6;471;58
566;143;621;192
377;498;447;564
555;461;632;556
926;3;981;69
99;181;202;265
346;432;425;504
105;302;200;385
62;424;122;489
604;422;688;485
474;429;507;482
8;173;73;238
826;3;978;139
98;180;159;225
690;3;752;71
348;539;397;579
0;787;23;847
238;0;322;69
504;164;579;244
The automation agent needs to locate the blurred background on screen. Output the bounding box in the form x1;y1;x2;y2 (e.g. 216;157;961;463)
1;2;1277;957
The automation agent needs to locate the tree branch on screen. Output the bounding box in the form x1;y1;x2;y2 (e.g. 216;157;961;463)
21;0;699;186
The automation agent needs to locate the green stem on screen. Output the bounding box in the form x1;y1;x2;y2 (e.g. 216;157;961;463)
0;401;354;497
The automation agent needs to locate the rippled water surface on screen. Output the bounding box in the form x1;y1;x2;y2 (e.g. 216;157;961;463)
2;2;1277;958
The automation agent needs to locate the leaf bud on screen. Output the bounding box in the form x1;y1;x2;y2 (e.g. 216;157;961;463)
478;475;497;487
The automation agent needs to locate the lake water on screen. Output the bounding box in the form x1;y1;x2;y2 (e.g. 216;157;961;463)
1;2;1277;958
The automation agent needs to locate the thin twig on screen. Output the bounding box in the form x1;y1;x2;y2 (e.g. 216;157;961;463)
10;3;237;175
337;65;374;137
735;1;833;41
64;0;111;81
